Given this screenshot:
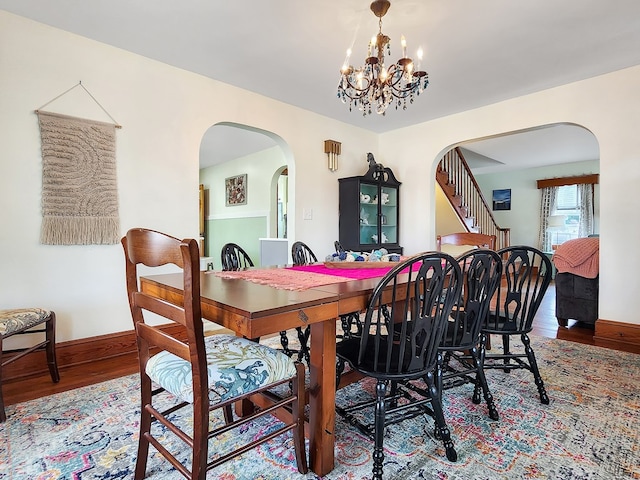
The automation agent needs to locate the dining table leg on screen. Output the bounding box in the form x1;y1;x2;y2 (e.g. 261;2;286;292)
308;316;337;476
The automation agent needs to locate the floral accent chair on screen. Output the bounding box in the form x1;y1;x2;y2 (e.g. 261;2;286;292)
0;308;60;422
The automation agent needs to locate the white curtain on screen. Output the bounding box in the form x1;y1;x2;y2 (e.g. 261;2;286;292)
577;183;594;237
538;186;558;251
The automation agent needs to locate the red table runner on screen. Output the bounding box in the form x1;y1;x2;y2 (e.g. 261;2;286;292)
211;263;395;291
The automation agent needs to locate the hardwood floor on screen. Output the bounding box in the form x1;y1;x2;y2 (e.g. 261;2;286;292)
531;283;599;346
1;283;634;408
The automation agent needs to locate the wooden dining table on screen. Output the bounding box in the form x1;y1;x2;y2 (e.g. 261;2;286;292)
140;264;392;476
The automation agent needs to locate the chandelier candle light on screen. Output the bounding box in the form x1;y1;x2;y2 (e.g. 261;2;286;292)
338;0;428;116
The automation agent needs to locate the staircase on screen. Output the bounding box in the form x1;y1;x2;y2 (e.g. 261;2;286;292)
437;147;510;249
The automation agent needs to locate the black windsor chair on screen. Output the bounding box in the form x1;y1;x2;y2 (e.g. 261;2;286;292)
437;249;503;420
332;240;365;341
478;245;552;404
220;242;254;271
278;241;319;364
335;251;463;480
291;241;317;267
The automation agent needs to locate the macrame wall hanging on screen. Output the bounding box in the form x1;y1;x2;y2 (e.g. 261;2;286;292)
35;82;122;245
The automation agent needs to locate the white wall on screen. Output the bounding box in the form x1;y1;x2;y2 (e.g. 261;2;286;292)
0;11;377;343
200;146;284;219
475;159;600;247
379;67;640;325
2;10;640;345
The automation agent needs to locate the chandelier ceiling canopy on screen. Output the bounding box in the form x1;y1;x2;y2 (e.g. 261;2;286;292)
337;0;429;116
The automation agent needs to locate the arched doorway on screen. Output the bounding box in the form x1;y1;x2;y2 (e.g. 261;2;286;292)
199;122;292;269
435;123;600;249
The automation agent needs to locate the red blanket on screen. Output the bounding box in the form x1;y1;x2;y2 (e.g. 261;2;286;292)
552;237;599;279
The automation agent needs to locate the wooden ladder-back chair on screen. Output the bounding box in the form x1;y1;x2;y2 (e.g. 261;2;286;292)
122;228;307;479
335;252;463;480
0;308;60;422
437;249;503;421
220;242;254;271
436;232;497;257
479;245;552;404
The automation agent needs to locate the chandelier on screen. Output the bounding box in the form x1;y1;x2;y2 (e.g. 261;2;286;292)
337;0;429;116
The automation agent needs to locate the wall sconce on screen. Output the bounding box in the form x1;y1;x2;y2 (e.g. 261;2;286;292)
324;139;341;172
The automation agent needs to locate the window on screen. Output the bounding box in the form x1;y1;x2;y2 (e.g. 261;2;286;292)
549;185;579;245
537;174;597;252
556;184;578;211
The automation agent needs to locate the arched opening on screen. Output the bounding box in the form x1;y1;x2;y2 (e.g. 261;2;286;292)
199;122;292;269
435;123;600;250
434;123;601;342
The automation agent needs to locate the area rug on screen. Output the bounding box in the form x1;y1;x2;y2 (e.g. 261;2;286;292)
1;337;639;479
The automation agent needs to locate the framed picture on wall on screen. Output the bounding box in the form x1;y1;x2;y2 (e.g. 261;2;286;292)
492;188;511;211
225;174;247;206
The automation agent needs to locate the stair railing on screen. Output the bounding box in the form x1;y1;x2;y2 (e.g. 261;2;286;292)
437;147;510;249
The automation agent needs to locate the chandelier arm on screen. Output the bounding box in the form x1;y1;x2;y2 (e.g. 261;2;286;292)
384;66;422;95
339;76;376;100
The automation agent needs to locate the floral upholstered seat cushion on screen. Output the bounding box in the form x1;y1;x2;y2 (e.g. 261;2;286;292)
145;334;298;404
0;308;52;337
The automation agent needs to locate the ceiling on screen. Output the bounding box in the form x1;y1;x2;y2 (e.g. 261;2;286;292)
3;1;638;170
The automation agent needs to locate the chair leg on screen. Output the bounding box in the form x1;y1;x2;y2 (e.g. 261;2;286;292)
502;334;511;373
339;311;361;339
0;335;5;423
222;405;234;424
435;352;444;403
191;394;209;480
295;327;310;364
292;362;309;473
389;381;399;409
279;331;293;357
522;334;549;404
336;357;345;390
339;313;352;339
474;333;488;403
425;371;457;462
469;346;499;420
134;374;153;480
45;312;60;383
372;380;388;480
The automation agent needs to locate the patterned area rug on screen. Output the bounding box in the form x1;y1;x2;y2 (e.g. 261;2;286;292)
1;337;639;479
